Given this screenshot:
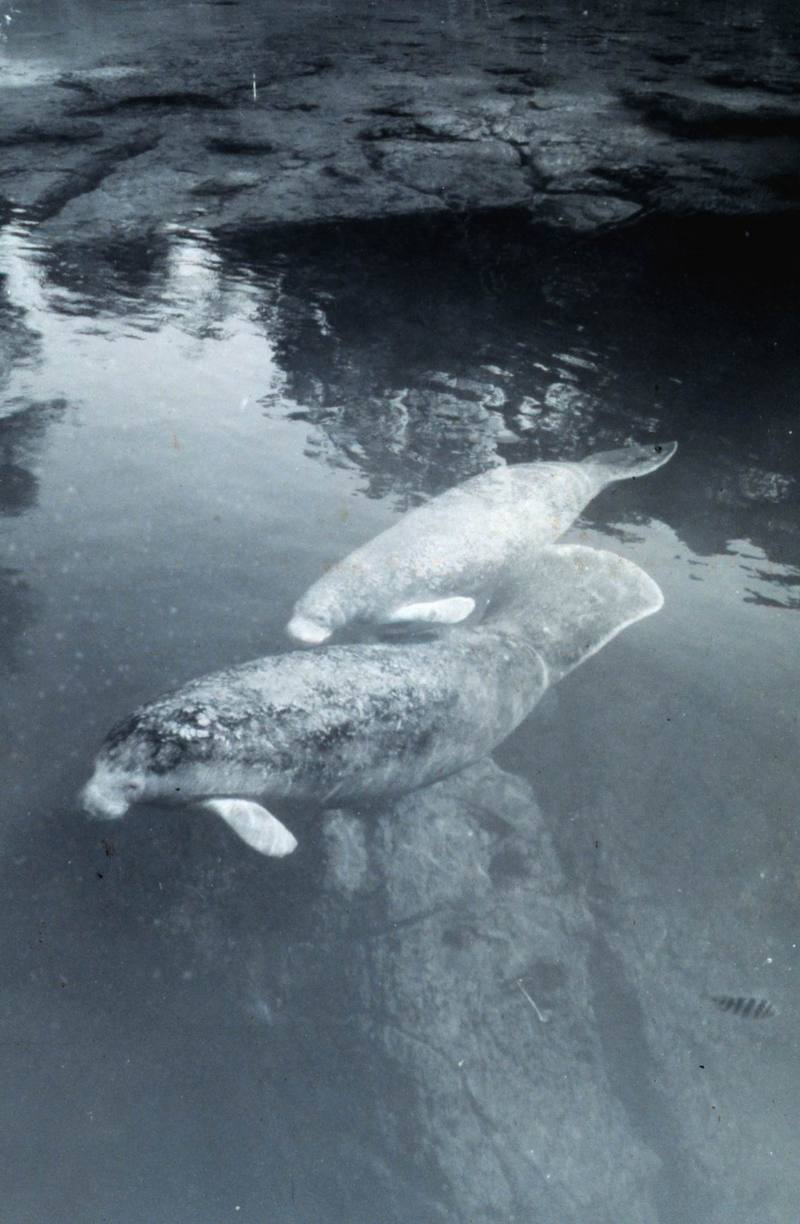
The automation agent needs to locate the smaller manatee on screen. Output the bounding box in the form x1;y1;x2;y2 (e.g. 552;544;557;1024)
80;545;663;857
287;441;676;644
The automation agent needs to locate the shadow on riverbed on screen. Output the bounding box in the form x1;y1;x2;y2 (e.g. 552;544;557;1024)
0;760;709;1223
3;741;795;1222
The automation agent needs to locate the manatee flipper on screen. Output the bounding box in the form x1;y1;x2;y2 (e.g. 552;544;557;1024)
583;440;677;479
200;798;298;857
388;596;476;626
495;544;663;683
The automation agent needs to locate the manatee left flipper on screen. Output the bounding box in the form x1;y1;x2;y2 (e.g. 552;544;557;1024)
388;596;476;626
200;798;298;857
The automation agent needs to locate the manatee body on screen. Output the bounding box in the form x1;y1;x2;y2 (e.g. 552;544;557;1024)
287;442;676;644
81;546;663;856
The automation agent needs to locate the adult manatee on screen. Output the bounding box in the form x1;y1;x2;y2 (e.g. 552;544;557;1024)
81;545;663;856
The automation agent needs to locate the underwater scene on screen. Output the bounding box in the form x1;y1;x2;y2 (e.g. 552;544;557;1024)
2;202;798;1224
1;2;799;1222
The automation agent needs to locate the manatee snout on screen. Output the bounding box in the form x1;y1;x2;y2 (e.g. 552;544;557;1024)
80;766;142;821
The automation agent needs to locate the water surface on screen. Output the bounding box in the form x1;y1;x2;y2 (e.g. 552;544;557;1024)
1;204;799;1221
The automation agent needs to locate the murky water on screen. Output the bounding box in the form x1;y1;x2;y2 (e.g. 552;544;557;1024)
2;203;798;1222
3;0;800;1208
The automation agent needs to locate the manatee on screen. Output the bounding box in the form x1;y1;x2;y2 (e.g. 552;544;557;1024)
287;441;676;644
80;545;663;856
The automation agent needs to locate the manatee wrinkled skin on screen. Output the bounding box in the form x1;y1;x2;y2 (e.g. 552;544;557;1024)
80;545;663;856
287;441;677;644
83;628;543;816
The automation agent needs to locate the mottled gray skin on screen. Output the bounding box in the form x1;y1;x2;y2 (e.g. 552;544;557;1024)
80;546;663;841
287;442;676;643
82;627;544;819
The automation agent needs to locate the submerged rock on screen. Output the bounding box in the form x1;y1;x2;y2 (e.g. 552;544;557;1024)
529;192;642;231
0;0;797;236
270;763;664;1223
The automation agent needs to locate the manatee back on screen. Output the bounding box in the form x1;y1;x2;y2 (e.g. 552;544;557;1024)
176;634;548;803
291;462;590;632
290;468;522;630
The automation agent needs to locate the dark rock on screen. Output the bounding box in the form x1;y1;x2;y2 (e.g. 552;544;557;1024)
623;90;800;140
75;92;230;117
0;121;104;148
530;193;642;231
650;53;690;66
703;71;800;97
763;172;800;201
296;763;663;1223
375;140;529;209
205;137;278;155
31;133;161;221
190;172;262;197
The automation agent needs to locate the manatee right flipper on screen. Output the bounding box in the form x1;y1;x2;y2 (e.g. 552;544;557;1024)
200;798;298;857
388;596;476;626
494;544;664;682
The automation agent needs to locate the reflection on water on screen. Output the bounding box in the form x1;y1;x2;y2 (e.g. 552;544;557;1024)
0;397;67;668
0;207;798;1222
5;207;797;560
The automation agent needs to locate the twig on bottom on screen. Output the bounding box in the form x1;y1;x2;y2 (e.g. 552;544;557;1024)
516;979;549;1023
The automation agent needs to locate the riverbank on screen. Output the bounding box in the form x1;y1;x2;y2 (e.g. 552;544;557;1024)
2;0;800;238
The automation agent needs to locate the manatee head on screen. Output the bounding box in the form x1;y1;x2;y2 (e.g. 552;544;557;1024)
80;695;275;824
81;761;144;820
80;710;181;820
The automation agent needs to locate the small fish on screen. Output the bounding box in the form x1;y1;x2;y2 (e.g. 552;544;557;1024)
710;995;777;1019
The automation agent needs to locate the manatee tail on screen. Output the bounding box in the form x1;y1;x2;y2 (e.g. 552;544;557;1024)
583;440;677;480
489;544;664;683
